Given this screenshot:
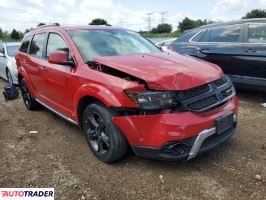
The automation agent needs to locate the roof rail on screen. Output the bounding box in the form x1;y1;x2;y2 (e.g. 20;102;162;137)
32;23;60;31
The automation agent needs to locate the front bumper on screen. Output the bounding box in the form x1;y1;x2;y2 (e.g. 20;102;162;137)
132;124;236;161
113;96;238;161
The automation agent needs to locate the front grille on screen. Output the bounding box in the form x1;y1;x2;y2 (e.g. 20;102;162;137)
177;76;235;112
187;95;217;110
177;85;210;101
213;76;228;88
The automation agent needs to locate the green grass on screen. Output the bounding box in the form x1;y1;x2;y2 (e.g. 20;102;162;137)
140;31;181;38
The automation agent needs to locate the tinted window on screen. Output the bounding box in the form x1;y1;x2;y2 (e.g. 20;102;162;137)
209;25;241;42
175;29;198;42
46;33;69;58
191;29;209;42
248;24;266;43
0;45;5;54
29;33;46;58
20;36;32;53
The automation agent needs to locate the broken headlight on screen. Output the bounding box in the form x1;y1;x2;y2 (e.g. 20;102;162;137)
126;91;178;110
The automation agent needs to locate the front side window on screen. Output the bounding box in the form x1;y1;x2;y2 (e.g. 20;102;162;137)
46;33;69;58
7;45;20;57
248;24;266;43
209;25;241;43
68;29;160;62
20;35;32;53
29;33;46;58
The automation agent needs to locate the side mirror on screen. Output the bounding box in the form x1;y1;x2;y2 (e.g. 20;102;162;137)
48;51;75;67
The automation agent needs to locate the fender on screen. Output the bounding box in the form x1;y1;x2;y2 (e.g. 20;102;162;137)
18;67;37;97
73;83;124;119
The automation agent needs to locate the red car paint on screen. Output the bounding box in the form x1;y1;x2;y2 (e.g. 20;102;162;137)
16;26;238;160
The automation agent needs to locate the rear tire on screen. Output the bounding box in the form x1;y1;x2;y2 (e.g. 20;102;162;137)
83;102;128;163
20;79;40;110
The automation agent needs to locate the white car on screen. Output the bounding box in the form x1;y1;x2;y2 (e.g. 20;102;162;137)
0;42;20;85
155;38;176;52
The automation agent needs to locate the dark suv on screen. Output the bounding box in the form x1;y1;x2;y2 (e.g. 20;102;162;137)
169;18;266;90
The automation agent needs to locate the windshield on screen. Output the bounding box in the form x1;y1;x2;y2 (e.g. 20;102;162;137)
68;29;160;62
7;45;19;57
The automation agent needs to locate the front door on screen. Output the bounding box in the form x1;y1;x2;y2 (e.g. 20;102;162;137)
242;23;266;87
41;32;76;117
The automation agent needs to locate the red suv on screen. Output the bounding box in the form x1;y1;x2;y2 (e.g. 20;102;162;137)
16;25;238;163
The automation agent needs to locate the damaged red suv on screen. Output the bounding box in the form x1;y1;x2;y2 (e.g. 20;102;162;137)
16;25;238;163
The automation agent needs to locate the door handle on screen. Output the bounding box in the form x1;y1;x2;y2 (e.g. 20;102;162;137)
244;49;256;53
41;66;48;71
199;48;210;54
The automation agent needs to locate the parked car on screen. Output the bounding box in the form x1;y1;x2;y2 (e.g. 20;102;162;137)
0;42;20;85
155;38;176;51
16;25;238;163
168;18;266;90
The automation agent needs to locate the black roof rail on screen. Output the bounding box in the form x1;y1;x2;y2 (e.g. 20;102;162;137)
32;23;60;31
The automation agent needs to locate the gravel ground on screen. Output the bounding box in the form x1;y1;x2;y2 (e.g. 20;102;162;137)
0;78;265;200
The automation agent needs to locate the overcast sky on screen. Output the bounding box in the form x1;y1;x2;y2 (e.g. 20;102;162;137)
0;0;266;32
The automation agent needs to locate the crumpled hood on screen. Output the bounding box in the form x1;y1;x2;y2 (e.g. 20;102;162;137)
94;52;223;90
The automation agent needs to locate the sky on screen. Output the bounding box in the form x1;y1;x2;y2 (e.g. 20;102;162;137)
0;0;266;32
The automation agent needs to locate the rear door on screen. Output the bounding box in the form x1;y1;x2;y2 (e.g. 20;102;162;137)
242;23;266;86
41;32;76;117
27;32;48;97
0;44;7;78
197;24;244;79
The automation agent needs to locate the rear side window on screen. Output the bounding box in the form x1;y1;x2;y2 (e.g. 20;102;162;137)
29;33;46;58
19;35;32;53
191;29;209;42
209;25;241;42
248;24;266;43
46;33;69;58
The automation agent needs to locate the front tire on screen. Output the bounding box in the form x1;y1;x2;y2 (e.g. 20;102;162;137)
20;79;40;110
83;103;128;163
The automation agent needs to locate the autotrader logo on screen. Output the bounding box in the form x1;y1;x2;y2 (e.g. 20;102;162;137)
0;188;54;199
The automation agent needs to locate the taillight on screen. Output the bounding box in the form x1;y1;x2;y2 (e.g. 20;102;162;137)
167;45;174;51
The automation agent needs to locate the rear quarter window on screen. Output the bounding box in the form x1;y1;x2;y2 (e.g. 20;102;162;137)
248;24;266;43
19;35;33;53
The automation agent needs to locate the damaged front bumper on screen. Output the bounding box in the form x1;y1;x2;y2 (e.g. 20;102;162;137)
112;96;238;161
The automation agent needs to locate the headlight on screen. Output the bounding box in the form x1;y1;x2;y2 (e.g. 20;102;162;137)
126;90;178;110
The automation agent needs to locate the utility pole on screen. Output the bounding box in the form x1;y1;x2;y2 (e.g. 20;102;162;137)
146;12;153;31
160;11;167;24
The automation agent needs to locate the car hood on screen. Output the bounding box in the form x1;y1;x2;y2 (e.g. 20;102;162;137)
94;52;223;91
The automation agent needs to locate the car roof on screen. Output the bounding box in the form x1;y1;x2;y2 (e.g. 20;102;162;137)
187;18;266;32
25;25;128;37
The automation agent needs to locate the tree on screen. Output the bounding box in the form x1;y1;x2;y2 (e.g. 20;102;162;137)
151;23;172;33
10;29;20;40
178;17;208;32
0;27;3;38
89;18;111;26
242;9;266;19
